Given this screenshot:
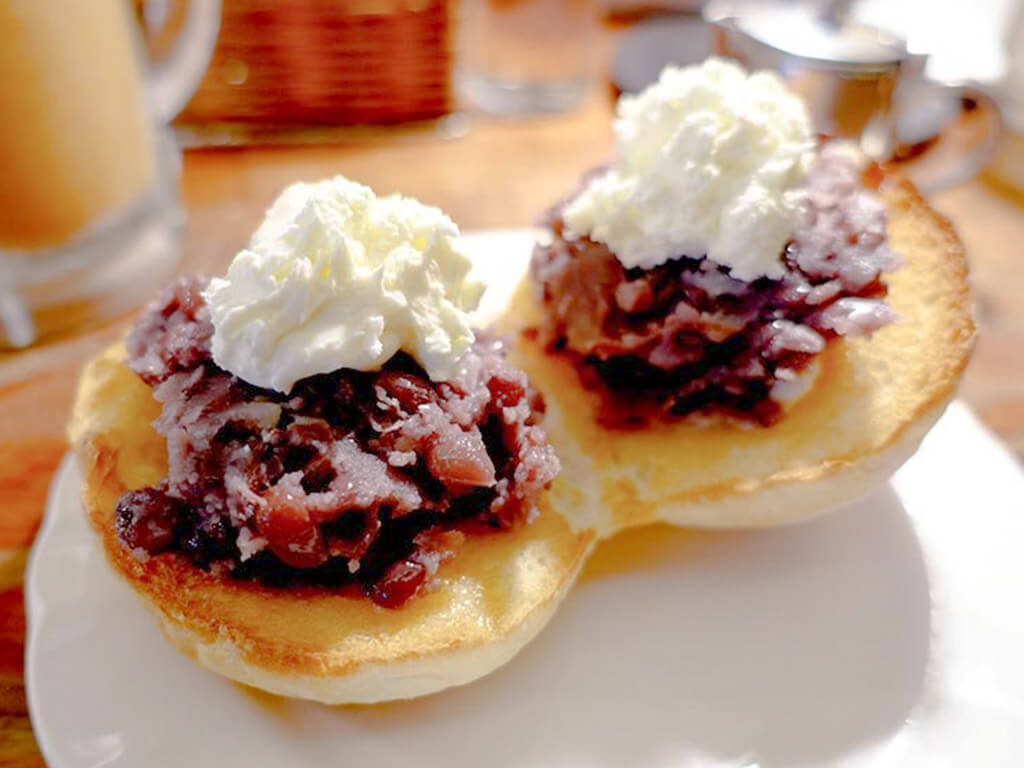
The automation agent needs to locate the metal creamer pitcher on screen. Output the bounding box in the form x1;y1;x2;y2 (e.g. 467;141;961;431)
704;0;1002;191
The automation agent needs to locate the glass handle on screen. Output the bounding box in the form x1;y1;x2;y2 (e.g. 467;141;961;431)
144;0;222;124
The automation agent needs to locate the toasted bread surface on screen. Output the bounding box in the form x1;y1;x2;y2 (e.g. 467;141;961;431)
67;175;970;702
69;344;597;703
500;178;974;532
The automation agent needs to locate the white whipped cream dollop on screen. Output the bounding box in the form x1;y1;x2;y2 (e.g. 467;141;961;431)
203;176;484;393
563;57;815;281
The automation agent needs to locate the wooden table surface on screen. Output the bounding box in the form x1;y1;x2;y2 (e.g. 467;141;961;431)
1;87;1022;764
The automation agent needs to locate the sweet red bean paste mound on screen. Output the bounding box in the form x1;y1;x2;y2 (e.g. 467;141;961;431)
531;143;901;427
116;276;560;608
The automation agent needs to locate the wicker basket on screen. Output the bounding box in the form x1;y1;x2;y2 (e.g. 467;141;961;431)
178;0;454;126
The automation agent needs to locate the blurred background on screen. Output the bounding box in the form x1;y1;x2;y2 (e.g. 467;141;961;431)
2;0;1021;330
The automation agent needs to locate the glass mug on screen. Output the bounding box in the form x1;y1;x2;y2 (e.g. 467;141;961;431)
0;0;220;350
704;0;1003;193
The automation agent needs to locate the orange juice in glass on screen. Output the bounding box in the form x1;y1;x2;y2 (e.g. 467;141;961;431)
0;0;219;350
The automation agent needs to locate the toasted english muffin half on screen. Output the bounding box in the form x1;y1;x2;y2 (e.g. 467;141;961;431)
499;177;974;533
70;344;597;704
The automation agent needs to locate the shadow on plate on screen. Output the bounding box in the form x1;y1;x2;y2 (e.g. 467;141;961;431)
317;483;931;767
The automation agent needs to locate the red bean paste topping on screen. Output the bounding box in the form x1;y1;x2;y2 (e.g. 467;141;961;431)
116;276;560;608
531;143;901;427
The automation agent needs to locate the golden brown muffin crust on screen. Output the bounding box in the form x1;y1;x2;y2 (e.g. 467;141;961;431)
70;344;596;699
500;177;974;531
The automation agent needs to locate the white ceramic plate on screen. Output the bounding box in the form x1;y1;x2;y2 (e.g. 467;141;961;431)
26;231;1024;767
